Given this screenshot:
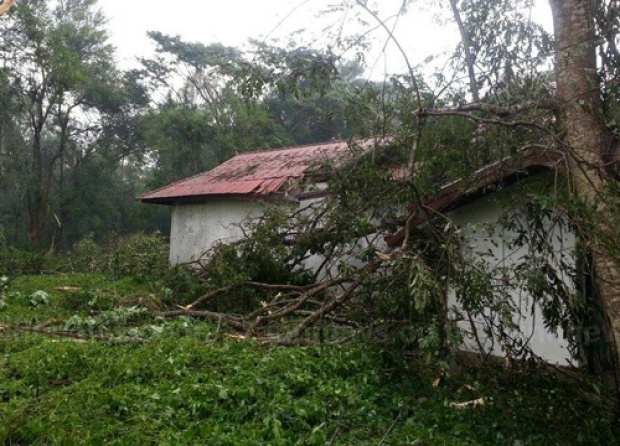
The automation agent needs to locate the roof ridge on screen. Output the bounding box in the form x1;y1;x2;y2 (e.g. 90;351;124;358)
233;138;353;156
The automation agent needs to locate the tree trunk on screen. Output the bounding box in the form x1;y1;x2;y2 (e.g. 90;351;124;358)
27;127;46;248
550;0;620;385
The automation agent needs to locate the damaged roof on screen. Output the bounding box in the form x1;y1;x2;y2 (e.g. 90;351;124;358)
140;139;382;205
385;147;566;247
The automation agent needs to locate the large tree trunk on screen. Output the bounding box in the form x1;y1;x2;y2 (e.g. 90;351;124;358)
27;129;46;248
550;0;620;383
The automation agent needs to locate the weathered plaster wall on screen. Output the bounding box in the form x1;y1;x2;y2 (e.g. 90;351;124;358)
447;191;576;365
169;198;265;265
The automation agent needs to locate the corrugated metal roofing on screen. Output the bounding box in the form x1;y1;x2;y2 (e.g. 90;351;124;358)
140;139;381;204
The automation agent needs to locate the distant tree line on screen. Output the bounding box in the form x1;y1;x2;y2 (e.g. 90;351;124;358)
0;0;390;251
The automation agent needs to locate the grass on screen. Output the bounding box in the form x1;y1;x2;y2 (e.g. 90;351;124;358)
1;274;619;445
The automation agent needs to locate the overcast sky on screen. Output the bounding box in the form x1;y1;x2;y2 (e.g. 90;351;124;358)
101;1;337;69
99;0;553;77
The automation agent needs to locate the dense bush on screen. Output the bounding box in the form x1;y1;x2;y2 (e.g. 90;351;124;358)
70;232;169;281
106;232;169;280
160;265;205;307
0;247;47;276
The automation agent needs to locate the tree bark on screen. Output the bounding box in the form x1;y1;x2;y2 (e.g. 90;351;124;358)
27;122;46;248
549;0;620;387
0;0;15;17
448;0;480;102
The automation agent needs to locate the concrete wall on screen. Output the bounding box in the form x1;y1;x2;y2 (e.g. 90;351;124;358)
169;198;265;265
447;191;576;365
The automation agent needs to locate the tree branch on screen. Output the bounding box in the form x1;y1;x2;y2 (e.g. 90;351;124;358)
417;99;557;118
415;107;553;132
448;0;480;102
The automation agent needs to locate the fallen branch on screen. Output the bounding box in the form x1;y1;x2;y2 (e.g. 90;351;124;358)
34;318;64;329
159;309;247;331
0;323;146;344
283;264;379;341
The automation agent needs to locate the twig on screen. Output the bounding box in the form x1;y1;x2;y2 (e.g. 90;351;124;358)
160;309;247;331
327;427;340;446
0;324;146;344
185;285;238;309
0;0;15;17
378;404;405;445
245;276;347;336
187;281;336;310
284;264;380;341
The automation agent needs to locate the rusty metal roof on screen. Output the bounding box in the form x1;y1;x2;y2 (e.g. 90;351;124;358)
140;139;381;204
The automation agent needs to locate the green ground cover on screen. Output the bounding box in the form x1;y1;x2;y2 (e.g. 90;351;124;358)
1;274;618;445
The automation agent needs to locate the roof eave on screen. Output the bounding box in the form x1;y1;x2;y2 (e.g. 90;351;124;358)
385;148;565;247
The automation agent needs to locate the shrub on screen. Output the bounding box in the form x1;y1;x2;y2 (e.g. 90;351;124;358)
69;232;169;282
160;265;205;307
106;232;169;281
0;247;47;276
71;235;104;272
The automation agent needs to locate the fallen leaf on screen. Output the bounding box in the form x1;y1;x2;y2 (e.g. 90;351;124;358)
375;251;392;261
449;398;485;409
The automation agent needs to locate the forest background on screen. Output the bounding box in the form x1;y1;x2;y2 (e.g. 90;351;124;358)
0;0;404;252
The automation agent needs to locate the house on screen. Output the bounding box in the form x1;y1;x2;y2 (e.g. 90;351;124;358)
140;139;382;265
141;141;579;365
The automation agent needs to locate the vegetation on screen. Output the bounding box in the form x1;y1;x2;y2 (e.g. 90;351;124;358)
1;273;618;445
1;0;620;443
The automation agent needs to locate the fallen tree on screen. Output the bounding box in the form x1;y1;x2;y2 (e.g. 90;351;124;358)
156;148;611;370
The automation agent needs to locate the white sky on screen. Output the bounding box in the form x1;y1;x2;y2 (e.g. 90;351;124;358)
100;0;553;77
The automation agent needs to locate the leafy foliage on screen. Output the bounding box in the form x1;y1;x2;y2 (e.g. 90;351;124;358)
68;232;169;281
0;272;618;445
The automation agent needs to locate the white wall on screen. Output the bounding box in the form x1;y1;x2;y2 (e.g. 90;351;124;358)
447;191;576;365
169;198;265;265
